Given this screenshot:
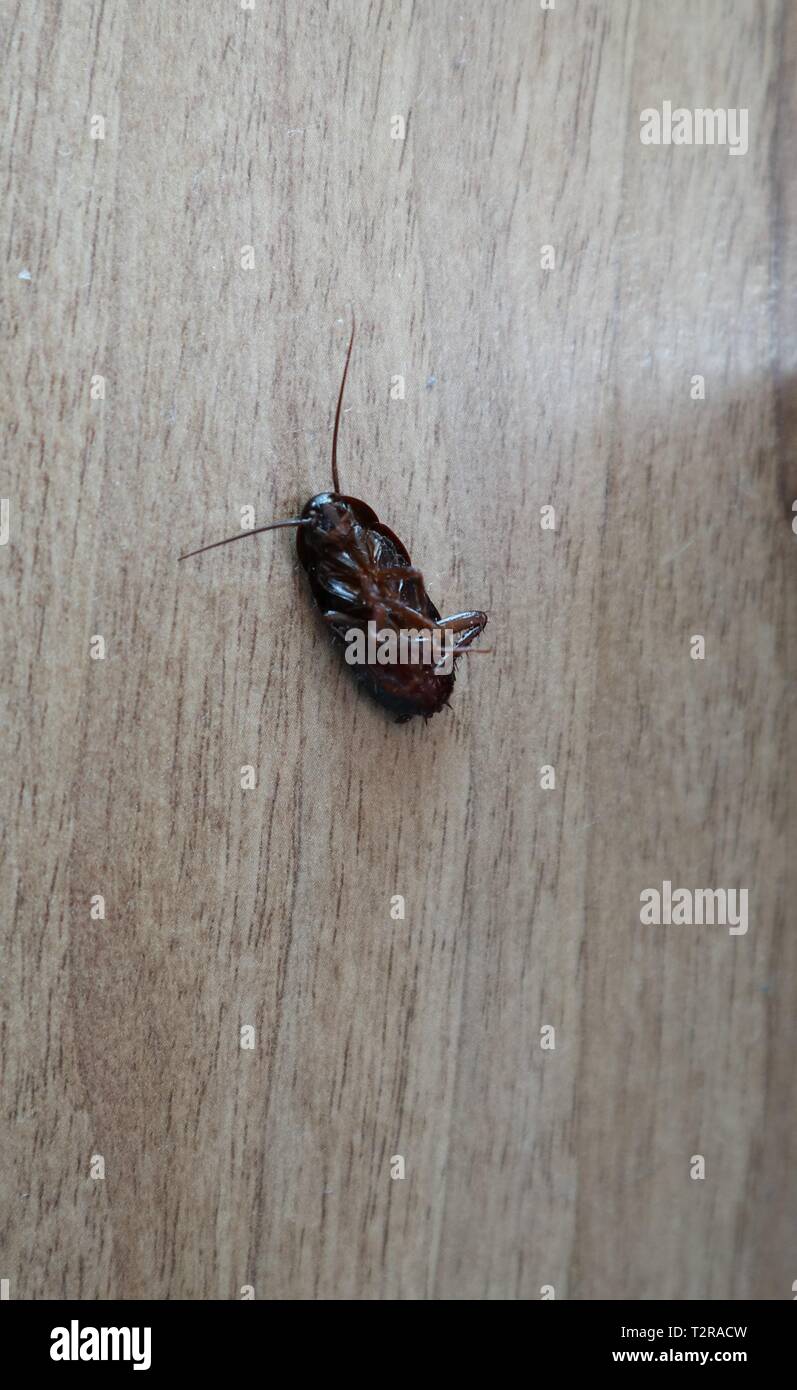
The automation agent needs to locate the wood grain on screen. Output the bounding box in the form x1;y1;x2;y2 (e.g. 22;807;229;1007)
2;0;795;1300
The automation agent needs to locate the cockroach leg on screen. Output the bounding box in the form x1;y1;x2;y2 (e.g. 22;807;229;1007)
322;609;355;639
382;597;439;631
378;565;425;584
433;610;487;633
431;611;490;670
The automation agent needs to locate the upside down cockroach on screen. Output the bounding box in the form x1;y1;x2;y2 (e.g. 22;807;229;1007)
179;318;488;722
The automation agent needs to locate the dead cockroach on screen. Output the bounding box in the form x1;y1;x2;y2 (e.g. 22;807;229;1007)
179;318;488;722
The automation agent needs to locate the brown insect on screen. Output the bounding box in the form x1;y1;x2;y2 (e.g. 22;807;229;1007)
179;318;488;722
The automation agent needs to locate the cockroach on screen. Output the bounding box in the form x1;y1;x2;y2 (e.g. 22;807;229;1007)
179;318;488;722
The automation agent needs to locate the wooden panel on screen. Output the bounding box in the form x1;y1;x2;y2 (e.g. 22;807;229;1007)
2;0;794;1299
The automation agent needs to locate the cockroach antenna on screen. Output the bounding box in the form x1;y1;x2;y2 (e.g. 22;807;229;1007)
178;517;309;562
331;313;355;493
178;316;356;562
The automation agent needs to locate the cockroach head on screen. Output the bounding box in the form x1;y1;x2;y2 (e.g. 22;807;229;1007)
301;492;352;536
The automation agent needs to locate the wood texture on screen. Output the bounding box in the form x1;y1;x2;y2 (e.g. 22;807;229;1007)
2;0;795;1300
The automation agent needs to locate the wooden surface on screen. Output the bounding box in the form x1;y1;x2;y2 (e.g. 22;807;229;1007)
3;0;795;1300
